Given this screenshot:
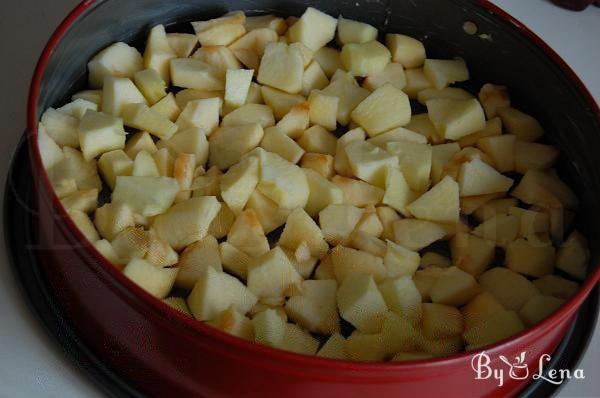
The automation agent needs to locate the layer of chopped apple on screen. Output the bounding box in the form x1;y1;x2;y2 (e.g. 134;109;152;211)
38;7;588;361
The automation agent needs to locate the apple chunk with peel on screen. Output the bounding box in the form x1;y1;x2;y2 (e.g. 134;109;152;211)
556;231;589;280
254;149;310;210
209;123;264;170
426;98;486;141
378;276;422;322
152;196;221;251
279;208;329;259
219;155;259;215
122;258;178;299
340;41;391;77
430;266;480;306
121;103;178;140
227;209;270;258
247;247;303;299
458;158;514;197
450;232;495;276
285;279;340;334
287;7;337;51
337;273;388;333
479;267;540;311
187;266;257;321
77;110;126;161
112;176;180;217
393;219;447;251
257;42;304;94
331;245;387;283
319;204;364;245
406;176;459;224
344;141;398;188
351;84;411;137
423;59;469;90
88;42;143;88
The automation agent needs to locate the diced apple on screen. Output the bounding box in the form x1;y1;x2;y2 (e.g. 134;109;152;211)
426;98;485;141
354;208;384;237
227;209;270;258
252;308;286;348
223;68;254;110
94;239;123;267
302;61;329;96
417;87;473;105
392;219;447;251
296;125;337;156
477;135;516;173
378;276;422;322
317;333;348;359
219;241;251;280
363;63;406;91
37;123;65;169
40;108;79;148
102;76;148;117
473;197;519;222
478;83;510;118
351;84;411;137
122;103;178;140
511;170;577;209
207;306;254;340
132;151;160;177
556;230;589;280
151;93;181;122
72;90;103;106
244;14;287;35
406;176;459;224
176;98;221;134
68;210;100;242
220;155;259;215
430;266;480;306
367;127;427;149
515;142;559;174
321;73;370;125
423;59;469;90
450;232;495;276
349;231;386;257
462;292;505;331
478;267;540;311
122;258;177;299
345;331;387;361
170;58;224;91
191;166;221;197
300;153;334;178
256;42;304;95
272;102;310;139
381;167;416;216
77;110;126;161
222;104;275;129
332;175;384;207
285;279;339;334
403;68;433;99
430;143;461;183
458;117;503;148
110;226;148;262
497;107;544;142
260;86;306;119
97;150;133;189
164;128;210;168
229;28;279;70
383;240;420;278
335;127;366;176
124;132;157;159
287;7;337;51
307;91;338;131
386;141;432;192
88;42;143;88
463;310;524;350
279;208;329;258
472;214;519;248
386;34;426;68
319;204;364;245
533;275;579;300
340;41;391;77
519;295;565;326
175;88;223;110
336;15;377;45
166;33;198;58
192;46;242;78
303;169;343;217
422;303;464;338
247;247;303;299
175;235;222;289
143;24;177;85
133;68;167;105
345;141;399;188
458;158;514;197
313;47;342;78
337;272;388;333
245;190;291;234
188;266;257;321
111;175;179;217
58;98;98;120
208;202;235;239
209;123;264;170
144;231;178;267
191;12;246;47
280;323;320;355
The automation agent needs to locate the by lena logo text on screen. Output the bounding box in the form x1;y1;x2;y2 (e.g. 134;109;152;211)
471;351;585;387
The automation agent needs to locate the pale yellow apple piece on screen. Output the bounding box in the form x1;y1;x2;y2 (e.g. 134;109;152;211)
458;158;514;197
227;209;270;258
351;84;411;137
247;247;303;299
478;267;540;311
337;273;388;333
406;175;459;224
319;204;364;245
122;258;178;299
423;59;469;90
386;34;426;68
450;232;495;276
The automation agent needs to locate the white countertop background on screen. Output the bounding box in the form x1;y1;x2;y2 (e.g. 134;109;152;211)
0;0;598;396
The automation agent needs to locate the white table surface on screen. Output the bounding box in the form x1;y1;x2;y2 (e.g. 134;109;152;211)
0;1;598;397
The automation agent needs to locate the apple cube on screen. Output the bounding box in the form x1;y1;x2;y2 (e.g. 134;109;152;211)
345;141;398;188
354;208;384;237
121;103;178;140
209;123;264;170
417;87;473;105
112;175;179;216
88;42;143;88
133;68;167;105
337;273;388;333
421;252;451;268
37;123;65;169
257;42;304;94
102;76;147;116
303;169;343;217
403;68;433;99
247;247;303;299
363;63;407;91
144;231;179;267
336;15;377;45
301;153;334;178
297;125;338;156
170;58;224;91
332;175;384;207
351;84;411;136
473;197;519;222
393;219;447;251
188;266;257;321
191;13;246;47
556;231;589;280
219;241;251;280
533;275;579;300
319;204;364;245
477;135;516;173
367;127;427;148
515;142;559;174
222;104;275;130
478;83;510;118
192;46;241;78
302;60;329;96
306;91;338;131
430;266;480;306
383;240;420;278
349;231;386;257
176;98;221;134
166;33;198;58
497;107;544;142
143;24;177;84
229;28;279;70
386;34;426;68
122;258;177;299
422;303;464;338
472;214;519;248
413;267;447;301
478;267;540;311
261;128;305;163
386;141;432;192
68;210;100;242
462;292;505;330
245;190;291;234
244;14;287;35
279;208;329;258
345;331;387;362
334;127;366;176
287;7;337;51
406;175;459;224
50;147;102;191
58;98;98;120
227;209;270;258
512;170;578;209
381;168;416;216
431;143;461;183
94;239;124;267
151;93;181;122
223;68;254;110
260;86;306;119
132;151;160;177
280;323;320;355
340;40;391;77
313;47;342;78
208;203;235;239
60;188;98;214
458;158;514;197
252;309;286;348
273;102;310;139
450;232;495;276
97;150;133;189
175;235;222;289
426;98;485;141
77;110;126;161
519;295;565;326
191;165;221;197
317;333;348;360
321;73;370;125
423;59;469;89
378;276;422;322
285;279;339;334
40;108;79;148
463;310;524;350
458;117;503;148
207;306;254;341
331;245;387;283
72;90;103;106
124;131;157;159
220;155;259;215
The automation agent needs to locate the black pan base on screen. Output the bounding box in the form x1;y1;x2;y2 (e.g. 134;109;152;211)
4;135;598;397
